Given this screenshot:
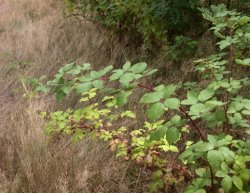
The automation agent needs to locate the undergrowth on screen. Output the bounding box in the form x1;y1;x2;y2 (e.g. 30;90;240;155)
27;4;250;193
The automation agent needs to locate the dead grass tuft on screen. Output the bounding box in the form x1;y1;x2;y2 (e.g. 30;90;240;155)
0;0;140;192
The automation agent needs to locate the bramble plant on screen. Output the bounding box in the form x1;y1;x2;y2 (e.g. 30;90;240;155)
26;4;250;193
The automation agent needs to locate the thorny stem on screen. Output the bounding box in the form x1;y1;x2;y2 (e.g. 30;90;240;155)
228;29;234;84
99;77;109;81
209;165;215;192
178;108;215;191
179;107;215;191
138;83;154;92
222;94;229;133
179;107;206;142
224;28;234;134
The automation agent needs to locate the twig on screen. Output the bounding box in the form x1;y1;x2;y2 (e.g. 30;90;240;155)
179;107;206;141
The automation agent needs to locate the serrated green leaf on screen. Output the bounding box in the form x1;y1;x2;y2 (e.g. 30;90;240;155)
217;38;232;50
218;147;234;162
165;127;180;144
59;62;74;73
205;100;224;107
235;102;244;111
150;125;168;141
163;84;177;98
147;103;165;122
235;58;250;66
182;90;199;105
123;61;131;70
242;110;250;115
116;91;131;107
194;189;206;193
208;135;218;146
99;65;113;76
222;176;232;192
92;80;104;89
198;89;215;102
110;69;124;81
67;65;82;75
195;168;207;177
189;103;206;116
164;98;180;110
179;149;193;160
62;84;72;95
194;143;215;152
216;139;230;147
76;82;92;93
232;176;243;190
154;84;165;92
129;62;147;73
207;150;224;168
216;170;228;178
90;71;100;78
221;162;229;172
215;109;226;121
119;73;135;85
81;63;92;71
140;92;164;104
171;115;181;125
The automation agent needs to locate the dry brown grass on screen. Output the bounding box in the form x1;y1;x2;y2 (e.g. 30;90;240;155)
0;0;142;192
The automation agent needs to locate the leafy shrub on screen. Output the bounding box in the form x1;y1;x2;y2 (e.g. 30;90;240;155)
166;35;198;61
63;0;250;63
64;0;205;46
27;4;250;193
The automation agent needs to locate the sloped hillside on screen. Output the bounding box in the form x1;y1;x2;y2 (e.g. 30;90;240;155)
0;0;140;192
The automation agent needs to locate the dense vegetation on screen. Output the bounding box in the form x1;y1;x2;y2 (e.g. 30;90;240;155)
64;0;250;50
25;3;250;193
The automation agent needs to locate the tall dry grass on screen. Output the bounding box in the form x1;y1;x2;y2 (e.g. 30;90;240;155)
0;0;142;192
